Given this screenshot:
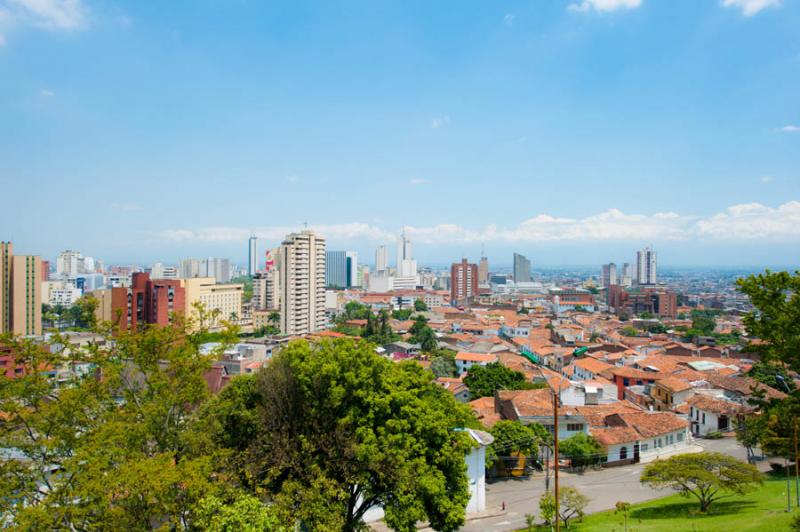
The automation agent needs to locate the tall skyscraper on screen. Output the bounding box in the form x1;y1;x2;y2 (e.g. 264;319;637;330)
180;257;231;283
326;251;347;288
396;229;417;278
478;247;489;286
253;269;280;310
451;258;478;306
280;230;326;335
375;245;388;273
513;252;532;283
248;235;258;277
636;247;657;285
56;250;82;277
345;251;358;287
621;262;634;287
0;242;42;336
601;263;618;287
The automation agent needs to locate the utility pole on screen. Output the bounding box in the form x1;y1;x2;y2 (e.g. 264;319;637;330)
553;389;560;532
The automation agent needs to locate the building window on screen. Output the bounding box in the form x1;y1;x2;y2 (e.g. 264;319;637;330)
567;423;584;432
620;446;628;460
641;443;649;452
702;413;706;424
677;432;684;442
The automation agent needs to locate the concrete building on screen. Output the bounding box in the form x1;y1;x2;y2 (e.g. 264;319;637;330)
280;230;326;335
92;287;129;331
620;262;633;287
42;280;83;306
180;257;232;284
451;259;478;306
396;229;417;278
131;273;186;329
346;251;358;287
375;245;389;273
150;262;178;279
636;247;657;285
252;269;280;310
183;277;243;328
513;252;532;283
248;236;258;277
56;250;82;277
478;253;489;286
326;250;348;288
601;263;618;287
1;242;42;336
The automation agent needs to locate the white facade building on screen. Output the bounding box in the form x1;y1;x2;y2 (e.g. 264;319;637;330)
280;230;326;336
636;247;657;285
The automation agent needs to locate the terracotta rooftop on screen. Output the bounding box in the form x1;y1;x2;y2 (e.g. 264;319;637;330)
687;394;749;415
455;352;498;363
605;411;689;439
656;377;694;393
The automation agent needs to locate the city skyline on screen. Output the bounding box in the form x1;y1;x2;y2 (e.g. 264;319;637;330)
1;0;799;265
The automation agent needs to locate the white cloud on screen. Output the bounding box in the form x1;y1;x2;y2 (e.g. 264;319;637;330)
503;13;515;25
431;116;450;129
39;88;54;97
409;178;428;185
760;175;774;183
568;0;642;13
721;0;780;16
777;125;800;133
158;201;800;246
6;0;86;29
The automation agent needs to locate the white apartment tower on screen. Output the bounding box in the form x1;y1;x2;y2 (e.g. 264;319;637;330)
396;229;417;278
280;230;326;335
601;263;618;287
375;245;389;273
636;247;657;285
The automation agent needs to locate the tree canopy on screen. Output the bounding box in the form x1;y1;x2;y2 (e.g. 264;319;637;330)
487;420;549;468
640;452;762;512
463;362;546;399
558;432;606;468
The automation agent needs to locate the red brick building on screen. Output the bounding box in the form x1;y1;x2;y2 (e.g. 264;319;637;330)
450;259;478;306
128;273;185;329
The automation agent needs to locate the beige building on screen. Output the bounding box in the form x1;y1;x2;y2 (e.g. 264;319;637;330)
280;230;326;336
1;242;42;336
183;277;243;330
253;269;280;311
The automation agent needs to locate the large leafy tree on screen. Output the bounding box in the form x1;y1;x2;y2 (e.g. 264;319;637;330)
640;452;762;512
463;362;545;399
236;338;478;531
558;432;606;468
487;420;549;468
0;316;232;529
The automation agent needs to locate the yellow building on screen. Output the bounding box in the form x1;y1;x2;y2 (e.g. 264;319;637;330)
0;242;42;336
182;277;243;330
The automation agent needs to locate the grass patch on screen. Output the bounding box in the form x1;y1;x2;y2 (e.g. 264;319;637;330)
523;475;797;531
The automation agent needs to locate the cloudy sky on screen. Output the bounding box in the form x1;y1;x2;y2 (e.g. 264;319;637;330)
1;0;798;267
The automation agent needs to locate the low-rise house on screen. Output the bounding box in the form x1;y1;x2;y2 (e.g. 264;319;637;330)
572;357;614;381
651;377;695;411
495;388;589;440
455;351;497;374
435;377;471;403
686;394;749;436
592;411;691;466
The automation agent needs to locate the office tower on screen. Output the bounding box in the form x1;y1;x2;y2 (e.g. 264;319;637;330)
636;247;657;285
396;229;417;278
513;252;532;283
375;245;388;273
621;262;633;287
0;242;42;336
41;260;50;281
601;263;618;287
478;248;489;286
248;235;258;277
326;251;347;288
346;251;358;287
180;257;231;283
451;259;478;306
280;230;326;335
253;270;280;310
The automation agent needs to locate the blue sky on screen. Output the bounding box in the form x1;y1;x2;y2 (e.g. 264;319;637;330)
1;0;798;268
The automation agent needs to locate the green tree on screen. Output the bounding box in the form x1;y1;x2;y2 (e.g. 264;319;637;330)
392;308;413;321
620;326;639;337
559;432;606;468
557;486;589;528
615;501;631;532
414;299;428;312
691;315;717;336
430;351;458;378
539;491;556;526
409;314;438;352
239;338;478;531
487;420;549;468
464;362;546;399
192;493;285;532
747;362;796;392
640;452;762;512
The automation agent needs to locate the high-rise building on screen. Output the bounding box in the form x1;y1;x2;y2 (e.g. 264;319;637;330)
451;258;478;306
601;263;618;287
0;242;42;336
248;236;258;277
478;250;489;286
621;263;634;287
130;272;186;329
513;252;532;283
375;245;389;273
253;270;280;310
325;250;347;288
56;250;82;277
183;277;243;329
280;230;326;335
150;262;178;279
180;257;232;283
346;251;358;287
396;229;417;278
636;247;657;285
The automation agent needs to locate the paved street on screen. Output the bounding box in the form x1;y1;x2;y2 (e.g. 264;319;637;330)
456;437;762;532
